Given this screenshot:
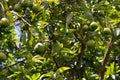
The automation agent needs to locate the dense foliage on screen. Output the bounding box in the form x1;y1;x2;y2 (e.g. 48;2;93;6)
0;0;120;80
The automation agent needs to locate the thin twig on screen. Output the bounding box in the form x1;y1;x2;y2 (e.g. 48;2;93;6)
12;12;37;39
15;13;32;27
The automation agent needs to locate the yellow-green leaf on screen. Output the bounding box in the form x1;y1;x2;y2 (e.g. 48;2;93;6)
56;67;70;74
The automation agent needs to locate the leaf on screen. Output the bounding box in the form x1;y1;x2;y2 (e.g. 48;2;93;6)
40;72;54;79
65;12;73;33
52;42;61;53
21;31;27;44
56;40;63;48
6;11;14;21
61;48;75;54
48;0;59;4
32;55;44;62
66;12;73;25
84;10;93;20
68;29;76;33
56;67;70;74
8;53;13;58
7;72;21;79
56;74;64;80
105;62;115;77
32;73;40;80
27;33;34;47
25;74;32;80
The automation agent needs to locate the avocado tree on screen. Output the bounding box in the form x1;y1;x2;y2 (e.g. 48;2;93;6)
0;0;120;80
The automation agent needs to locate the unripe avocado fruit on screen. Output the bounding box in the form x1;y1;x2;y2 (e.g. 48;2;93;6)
83;25;89;31
14;3;22;12
87;40;95;48
103;28;111;35
34;43;46;54
90;21;98;31
0;18;9;27
0;52;6;61
98;10;104;17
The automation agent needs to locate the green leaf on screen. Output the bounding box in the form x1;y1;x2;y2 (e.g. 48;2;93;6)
52;42;61;53
56;67;70;74
21;31;27;44
66;12;73;25
32;73;40;80
7;72;21;79
27;32;34;47
32;55;44;62
40;72;54;79
105;62;115;77
56;74;64;80
25;74;32;80
61;48;75;54
56;40;63;48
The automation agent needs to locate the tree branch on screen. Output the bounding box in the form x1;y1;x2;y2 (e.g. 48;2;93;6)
99;37;113;80
76;42;86;67
73;31;86;68
0;58;26;70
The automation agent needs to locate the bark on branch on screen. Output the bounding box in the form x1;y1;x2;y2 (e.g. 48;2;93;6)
76;42;86;67
99;37;113;80
73;32;86;68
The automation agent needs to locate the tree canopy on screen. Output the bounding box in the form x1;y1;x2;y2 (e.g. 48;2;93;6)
0;0;120;80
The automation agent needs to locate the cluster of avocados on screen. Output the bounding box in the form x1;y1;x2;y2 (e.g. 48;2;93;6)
82;21;98;32
82;21;111;35
83;21;112;47
14;0;40;13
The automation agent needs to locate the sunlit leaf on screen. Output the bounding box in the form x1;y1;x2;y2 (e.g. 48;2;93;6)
7;72;21;79
32;55;44;62
56;67;70;74
61;48;75;54
32;73;40;80
105;62;115;77
40;72;54;79
25;74;32;80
